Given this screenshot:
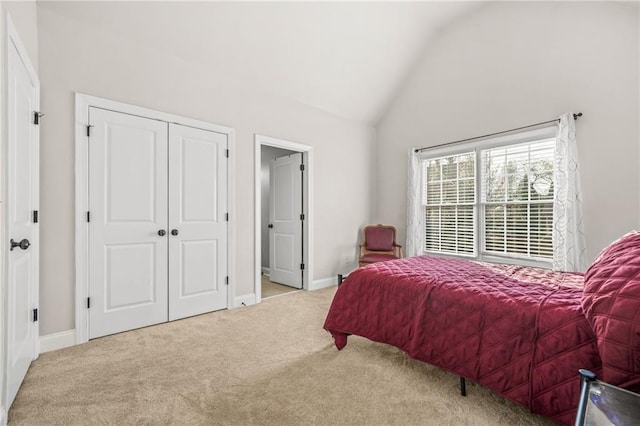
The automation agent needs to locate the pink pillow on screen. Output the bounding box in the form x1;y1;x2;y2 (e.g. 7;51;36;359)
581;231;640;389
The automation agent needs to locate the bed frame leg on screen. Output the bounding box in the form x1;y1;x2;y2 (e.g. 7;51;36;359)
460;377;466;396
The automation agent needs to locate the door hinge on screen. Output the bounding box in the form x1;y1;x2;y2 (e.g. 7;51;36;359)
225;149;229;158
34;111;44;125
225;276;229;286
300;263;305;270
225;213;229;221
32;308;38;322
300;164;305;171
87;297;91;309
33;210;39;223
86;125;94;137
87;211;91;223
300;213;305;220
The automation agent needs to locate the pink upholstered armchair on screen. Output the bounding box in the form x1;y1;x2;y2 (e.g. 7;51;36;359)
359;224;403;267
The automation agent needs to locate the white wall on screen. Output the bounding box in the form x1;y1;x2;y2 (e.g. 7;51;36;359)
260;146;297;271
376;1;640;265
37;6;374;335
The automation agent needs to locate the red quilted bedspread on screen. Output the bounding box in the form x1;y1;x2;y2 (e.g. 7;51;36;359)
324;255;602;424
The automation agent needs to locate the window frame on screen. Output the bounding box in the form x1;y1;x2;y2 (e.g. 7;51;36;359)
422;150;478;258
419;126;557;268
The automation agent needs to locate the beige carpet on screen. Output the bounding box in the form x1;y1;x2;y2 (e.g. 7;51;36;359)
9;287;553;425
262;275;299;298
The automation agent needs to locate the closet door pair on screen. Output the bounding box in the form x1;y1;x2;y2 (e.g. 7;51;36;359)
88;108;227;339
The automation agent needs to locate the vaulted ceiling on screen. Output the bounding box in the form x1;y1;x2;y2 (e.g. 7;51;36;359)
37;1;484;125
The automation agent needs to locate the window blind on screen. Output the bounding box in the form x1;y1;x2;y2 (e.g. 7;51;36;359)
481;139;554;259
422;152;476;256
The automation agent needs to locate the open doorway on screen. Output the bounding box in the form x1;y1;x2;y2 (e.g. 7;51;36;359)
261;146;300;298
254;135;313;303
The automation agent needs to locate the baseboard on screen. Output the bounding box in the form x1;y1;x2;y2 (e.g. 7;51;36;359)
234;293;256;308
309;276;339;291
261;267;270;276
0;405;6;426
237;275;339;306
40;329;76;353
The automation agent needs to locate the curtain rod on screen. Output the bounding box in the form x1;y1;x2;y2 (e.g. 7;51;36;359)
414;112;582;153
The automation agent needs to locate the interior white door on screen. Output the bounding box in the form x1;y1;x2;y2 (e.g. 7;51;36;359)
88;108;169;339
168;124;227;320
269;153;303;288
5;34;39;408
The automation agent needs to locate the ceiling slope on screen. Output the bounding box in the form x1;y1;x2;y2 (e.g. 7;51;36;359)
37;1;482;124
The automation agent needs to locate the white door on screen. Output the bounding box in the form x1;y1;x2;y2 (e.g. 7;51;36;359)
168;124;227;320
88;108;169;339
5;33;39;407
269;153;303;288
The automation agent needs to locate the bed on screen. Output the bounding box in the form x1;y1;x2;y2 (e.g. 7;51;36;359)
323;232;640;425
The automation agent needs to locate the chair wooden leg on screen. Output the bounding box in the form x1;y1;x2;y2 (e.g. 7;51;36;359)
460;377;467;396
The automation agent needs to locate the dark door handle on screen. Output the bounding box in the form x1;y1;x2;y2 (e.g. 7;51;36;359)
10;238;30;251
268;224;273;229
171;229;179;236
158;230;166;236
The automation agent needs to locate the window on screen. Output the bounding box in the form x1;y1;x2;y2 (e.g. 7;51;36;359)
422;153;476;256
482;140;554;260
421;131;556;266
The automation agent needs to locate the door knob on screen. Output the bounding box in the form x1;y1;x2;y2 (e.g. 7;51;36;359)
10;238;30;251
158;230;166;236
268;224;273;229
171;229;179;236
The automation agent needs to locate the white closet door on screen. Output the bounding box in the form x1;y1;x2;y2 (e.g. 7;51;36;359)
269;153;303;288
5;33;39;408
168;124;227;321
88;108;169;339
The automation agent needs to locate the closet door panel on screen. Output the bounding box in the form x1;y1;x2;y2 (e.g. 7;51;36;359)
88;107;169;339
169;124;227;320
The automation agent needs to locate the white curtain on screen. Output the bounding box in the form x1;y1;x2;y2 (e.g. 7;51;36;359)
553;113;587;272
406;148;423;257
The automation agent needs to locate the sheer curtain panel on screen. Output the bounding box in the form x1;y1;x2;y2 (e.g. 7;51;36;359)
406;148;423;257
553;113;587;272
